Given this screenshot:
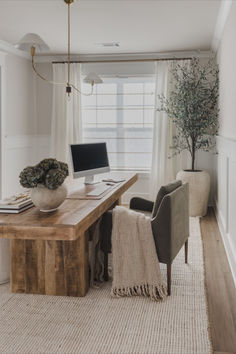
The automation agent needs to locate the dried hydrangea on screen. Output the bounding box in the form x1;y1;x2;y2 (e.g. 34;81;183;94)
45;169;65;190
19;158;69;190
19;166;44;188
59;162;69;178
36;158;61;173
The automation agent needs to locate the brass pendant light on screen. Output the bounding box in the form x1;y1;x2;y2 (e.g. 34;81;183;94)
16;0;103;97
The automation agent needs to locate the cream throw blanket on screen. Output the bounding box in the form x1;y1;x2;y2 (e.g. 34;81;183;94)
111;206;167;301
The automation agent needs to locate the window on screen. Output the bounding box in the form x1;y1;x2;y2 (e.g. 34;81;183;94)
81;76;155;171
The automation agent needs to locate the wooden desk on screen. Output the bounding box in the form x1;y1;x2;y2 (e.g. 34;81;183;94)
0;173;137;297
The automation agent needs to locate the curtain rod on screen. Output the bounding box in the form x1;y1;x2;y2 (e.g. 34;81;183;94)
52;57;192;64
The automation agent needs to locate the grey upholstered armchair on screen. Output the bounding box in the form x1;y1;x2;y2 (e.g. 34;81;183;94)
100;180;189;295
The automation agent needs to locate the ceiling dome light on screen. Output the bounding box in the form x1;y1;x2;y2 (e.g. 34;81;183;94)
83;72;103;85
15;33;50;53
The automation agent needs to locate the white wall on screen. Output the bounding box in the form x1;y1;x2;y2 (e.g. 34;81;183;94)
0;51;37;284
215;1;236;284
1;52;34;198
0;53;51;199
35;62;53;135
5;54;36;135
217;2;236;140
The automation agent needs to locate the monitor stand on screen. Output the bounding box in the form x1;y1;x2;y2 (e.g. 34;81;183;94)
84;175;100;185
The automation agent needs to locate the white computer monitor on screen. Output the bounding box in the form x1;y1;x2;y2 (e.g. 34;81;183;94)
69;142;110;184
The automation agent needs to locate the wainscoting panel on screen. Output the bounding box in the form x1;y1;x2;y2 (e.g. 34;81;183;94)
2;135;50;198
195;150;216;206
217;151;228;232
215;135;236;285
228;159;236;254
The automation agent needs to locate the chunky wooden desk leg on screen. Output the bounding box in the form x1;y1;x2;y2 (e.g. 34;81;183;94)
10;232;89;297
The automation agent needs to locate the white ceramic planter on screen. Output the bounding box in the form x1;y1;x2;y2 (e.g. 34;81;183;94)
30;184;67;212
0;239;10;284
176;170;210;217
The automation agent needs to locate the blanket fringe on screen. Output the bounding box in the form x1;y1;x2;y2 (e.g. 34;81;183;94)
111;283;167;302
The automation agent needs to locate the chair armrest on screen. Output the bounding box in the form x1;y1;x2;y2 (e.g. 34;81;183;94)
130;197;154;212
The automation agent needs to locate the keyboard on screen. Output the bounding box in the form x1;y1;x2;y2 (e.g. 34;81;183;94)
86;184;111;197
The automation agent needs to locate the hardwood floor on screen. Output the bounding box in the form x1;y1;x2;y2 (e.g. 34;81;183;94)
200;208;236;354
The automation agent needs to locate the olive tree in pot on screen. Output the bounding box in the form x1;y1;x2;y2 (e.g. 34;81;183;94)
158;58;219;216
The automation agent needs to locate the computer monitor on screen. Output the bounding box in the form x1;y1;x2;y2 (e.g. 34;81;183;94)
70;142;110;184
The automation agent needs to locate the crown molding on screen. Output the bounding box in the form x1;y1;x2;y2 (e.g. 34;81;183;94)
35;50;212;64
0;38;212;64
0;39;31;60
211;0;232;53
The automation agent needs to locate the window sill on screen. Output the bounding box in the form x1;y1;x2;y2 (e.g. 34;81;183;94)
110;168;150;178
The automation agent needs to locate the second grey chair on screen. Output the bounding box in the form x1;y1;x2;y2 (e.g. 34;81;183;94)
100;180;189;295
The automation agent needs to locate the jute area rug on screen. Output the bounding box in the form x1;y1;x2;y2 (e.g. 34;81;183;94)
0;218;211;354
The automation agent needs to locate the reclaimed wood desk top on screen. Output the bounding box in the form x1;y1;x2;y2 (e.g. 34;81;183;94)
0;173;137;241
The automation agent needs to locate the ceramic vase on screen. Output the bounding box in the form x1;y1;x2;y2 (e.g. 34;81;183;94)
30;184;67;212
176;170;210;217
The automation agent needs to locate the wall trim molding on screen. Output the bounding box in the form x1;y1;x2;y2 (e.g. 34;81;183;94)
0;40;31;60
215;134;236;286
214;203;236;285
216;135;236;160
2;134;51;199
211;0;232;52
0;39;211;64
4;134;50;150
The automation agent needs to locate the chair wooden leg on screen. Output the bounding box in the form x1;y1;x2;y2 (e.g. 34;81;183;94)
104;252;109;281
185;239;188;264
167;264;171;296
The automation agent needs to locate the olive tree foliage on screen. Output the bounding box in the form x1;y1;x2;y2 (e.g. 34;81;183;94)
158;58;219;171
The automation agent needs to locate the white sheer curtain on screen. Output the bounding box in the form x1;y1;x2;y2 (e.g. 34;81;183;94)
51;63;82;163
150;60;190;197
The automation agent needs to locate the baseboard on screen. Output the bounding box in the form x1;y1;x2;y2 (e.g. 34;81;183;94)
214;203;236;286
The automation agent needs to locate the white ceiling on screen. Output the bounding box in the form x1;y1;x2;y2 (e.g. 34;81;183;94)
0;0;221;55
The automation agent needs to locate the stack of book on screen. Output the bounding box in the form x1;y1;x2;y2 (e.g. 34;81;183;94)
0;193;33;214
